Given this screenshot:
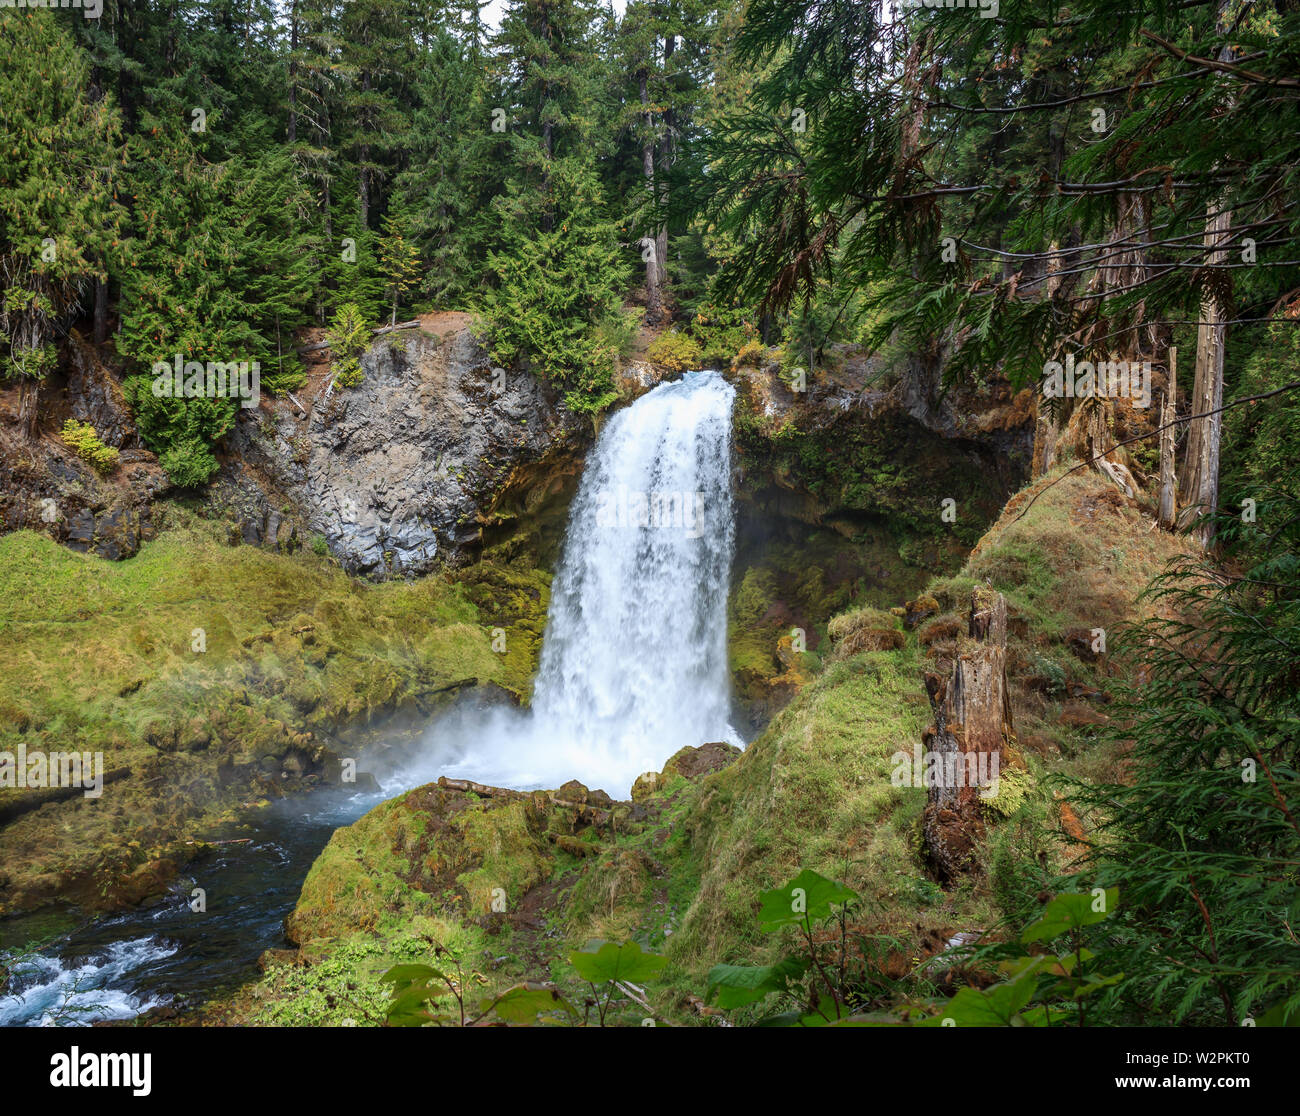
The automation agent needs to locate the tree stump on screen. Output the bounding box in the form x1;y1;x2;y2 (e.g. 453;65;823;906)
921;589;1015;880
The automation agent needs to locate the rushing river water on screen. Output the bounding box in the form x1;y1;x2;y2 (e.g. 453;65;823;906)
0;788;387;1026
1;370;742;1026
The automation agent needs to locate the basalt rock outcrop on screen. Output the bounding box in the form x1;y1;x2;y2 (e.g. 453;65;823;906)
222;316;588;576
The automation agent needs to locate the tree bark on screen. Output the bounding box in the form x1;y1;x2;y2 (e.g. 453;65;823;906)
639;68;662;325
1158;346;1178;530
17;379;40;441
921;590;1014;881
93;277;108;345
1177;203;1229;545
1176;0;1235;549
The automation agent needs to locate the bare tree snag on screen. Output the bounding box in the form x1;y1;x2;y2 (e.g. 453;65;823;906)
1177;0;1236;549
1158;346;1178;530
1177;201;1229;546
1031;399;1060;478
639;68;662;326
922;589;1014;881
1073;398;1140;498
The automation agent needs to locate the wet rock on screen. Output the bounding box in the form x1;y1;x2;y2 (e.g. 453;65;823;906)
221;321;588;575
0;333;169;561
556;779;589;804
631;771;660;802
257;949;299;972
661;741;742;782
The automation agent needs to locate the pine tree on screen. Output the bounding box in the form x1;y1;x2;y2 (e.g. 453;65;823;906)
0;11;125;435
378;210;421;325
480;160;631;414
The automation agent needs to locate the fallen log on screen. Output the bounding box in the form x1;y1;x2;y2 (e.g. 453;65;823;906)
437;776;525;801
296;319;420;356
434;775;615;827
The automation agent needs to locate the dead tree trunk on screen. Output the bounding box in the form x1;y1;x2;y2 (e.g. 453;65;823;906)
922;589;1014;880
1177;0;1236;548
1031;241;1066;477
639;69;662;326
1158;346;1178;530
1178;204;1230;545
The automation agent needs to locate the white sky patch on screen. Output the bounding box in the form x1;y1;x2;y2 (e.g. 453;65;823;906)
482;0;628;32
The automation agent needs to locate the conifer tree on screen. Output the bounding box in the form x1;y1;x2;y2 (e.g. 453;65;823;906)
0;11;125;435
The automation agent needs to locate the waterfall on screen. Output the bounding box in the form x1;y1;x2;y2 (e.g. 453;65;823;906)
428;370;742;798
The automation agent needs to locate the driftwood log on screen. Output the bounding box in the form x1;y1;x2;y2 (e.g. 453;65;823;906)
921;589;1015;880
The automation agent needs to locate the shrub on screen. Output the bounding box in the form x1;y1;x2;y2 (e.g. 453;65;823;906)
159;441;219;488
731;339;765;370
688;303;755;365
327;303;371;390
647;330;702;372
59;420;119;474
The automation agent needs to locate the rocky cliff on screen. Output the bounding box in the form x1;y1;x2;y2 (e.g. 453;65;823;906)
0;314;590;575
218;313;589;576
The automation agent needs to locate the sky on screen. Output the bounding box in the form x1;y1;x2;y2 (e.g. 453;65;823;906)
480;0;630;31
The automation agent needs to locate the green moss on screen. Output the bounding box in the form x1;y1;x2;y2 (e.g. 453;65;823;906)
227;467;1192;1025
457;562;552;700
0;514;514;917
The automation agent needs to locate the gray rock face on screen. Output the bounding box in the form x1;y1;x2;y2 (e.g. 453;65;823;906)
227;323;585;576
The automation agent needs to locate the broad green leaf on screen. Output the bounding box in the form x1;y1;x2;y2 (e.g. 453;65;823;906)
1020;888;1118;944
486;983;579;1024
706;956;808;1008
384;982;440;1027
380;963;447;987
568;940;667;985
758;869;858;931
928;974;1039;1026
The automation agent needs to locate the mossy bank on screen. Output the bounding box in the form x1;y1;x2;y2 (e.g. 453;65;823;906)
213;468;1185;1026
0;511;551;919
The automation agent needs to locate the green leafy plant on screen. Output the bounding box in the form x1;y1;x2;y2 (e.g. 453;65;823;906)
380;938;665;1027
326;303;371;390
59;420;119;474
705;868;860;1026
646;330;702;372
568;940;668;1026
925;888;1122;1027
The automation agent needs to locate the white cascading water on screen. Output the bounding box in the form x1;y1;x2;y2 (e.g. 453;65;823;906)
424;370;742;798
